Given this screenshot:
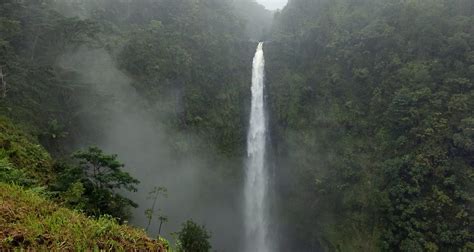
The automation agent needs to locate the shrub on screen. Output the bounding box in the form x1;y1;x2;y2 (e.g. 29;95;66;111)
176;220;212;252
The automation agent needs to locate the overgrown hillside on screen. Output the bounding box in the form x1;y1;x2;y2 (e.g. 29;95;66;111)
0;116;168;250
0;117;53;186
0;183;167;251
0;0;260;250
0;0;258;156
1;0;472;251
267;0;473;251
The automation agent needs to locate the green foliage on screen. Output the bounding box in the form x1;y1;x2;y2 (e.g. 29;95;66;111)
50;147;142;221
73;147;139;192
111;0;255;157
176;220;212;252
1;1;254;248
1;0;472;250
268;0;474;250
145;186;168;234
0;117;52;184
0;183;167;251
0;0;101;156
59;181;86;209
0;149;33;186
1;0;256;161
66;146;140;220
159;235;172;251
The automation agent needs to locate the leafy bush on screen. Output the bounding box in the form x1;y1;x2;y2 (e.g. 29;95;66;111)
0;117;51;186
52;147;140;220
176;220;212;252
0;150;33;186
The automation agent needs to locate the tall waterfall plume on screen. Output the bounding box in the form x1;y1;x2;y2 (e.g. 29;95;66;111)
244;42;270;252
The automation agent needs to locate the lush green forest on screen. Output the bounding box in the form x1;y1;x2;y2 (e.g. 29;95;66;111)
267;0;473;250
0;0;473;251
0;0;256;250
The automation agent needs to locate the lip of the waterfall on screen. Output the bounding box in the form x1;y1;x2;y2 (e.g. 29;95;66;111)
248;40;274;43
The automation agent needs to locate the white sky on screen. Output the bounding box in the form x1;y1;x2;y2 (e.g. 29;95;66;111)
256;0;288;10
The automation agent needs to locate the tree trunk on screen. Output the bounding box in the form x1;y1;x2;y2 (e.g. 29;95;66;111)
158;220;163;235
30;33;39;61
0;66;6;98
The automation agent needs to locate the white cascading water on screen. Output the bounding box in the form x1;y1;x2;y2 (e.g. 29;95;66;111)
244;42;270;252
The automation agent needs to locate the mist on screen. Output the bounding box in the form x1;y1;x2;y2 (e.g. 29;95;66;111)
58;48;245;251
3;0;469;251
256;0;287;10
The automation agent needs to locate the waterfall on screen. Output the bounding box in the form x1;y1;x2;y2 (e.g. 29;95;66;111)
244;42;270;252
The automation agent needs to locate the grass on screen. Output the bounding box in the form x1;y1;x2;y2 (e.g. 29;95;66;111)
0;183;167;251
0;116;53;184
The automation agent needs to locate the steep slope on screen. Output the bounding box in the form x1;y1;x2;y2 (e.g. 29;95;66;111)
0;116;168;250
0;116;53;185
267;0;473;250
0;1;262;250
0;183;168;251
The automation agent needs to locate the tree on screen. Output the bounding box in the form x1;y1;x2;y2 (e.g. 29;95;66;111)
176;220;212;252
0;66;6;98
72;146;140;220
268;0;474;250
145;186;168;235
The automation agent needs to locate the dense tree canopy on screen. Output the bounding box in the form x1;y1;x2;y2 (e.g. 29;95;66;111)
267;0;473;250
0;0;472;251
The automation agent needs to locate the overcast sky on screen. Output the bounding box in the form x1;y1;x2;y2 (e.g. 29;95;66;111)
256;0;287;10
